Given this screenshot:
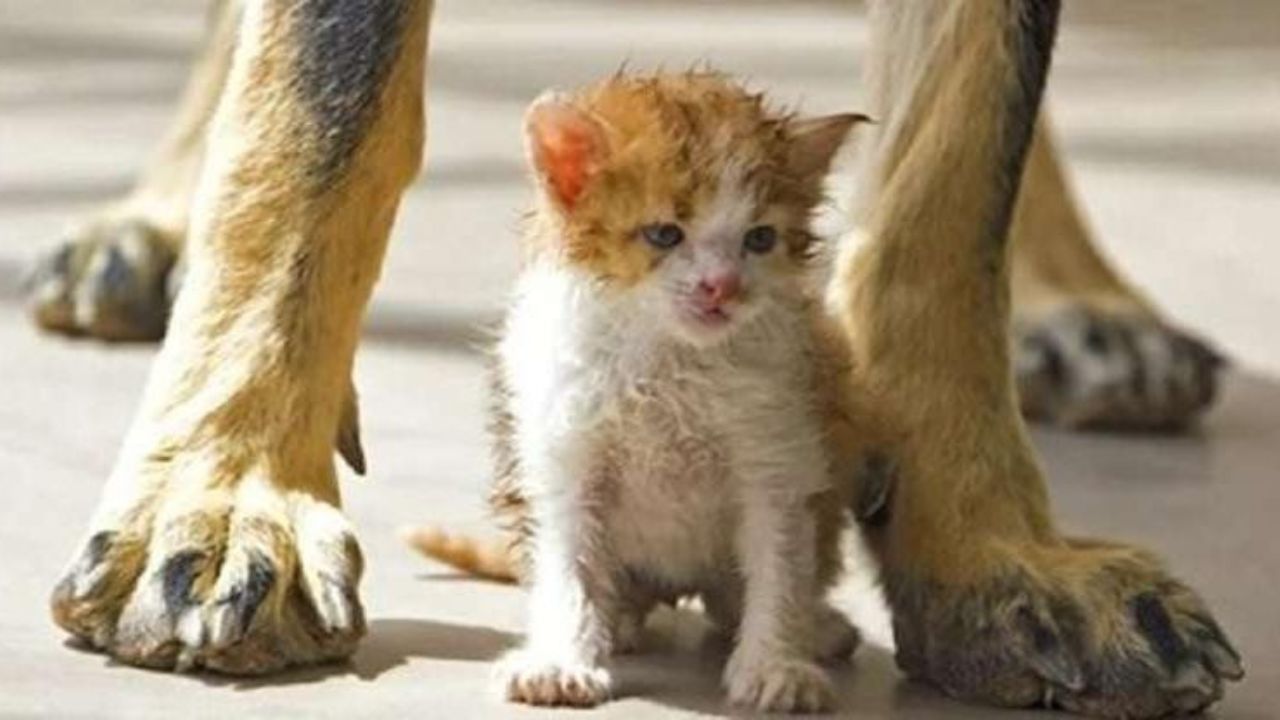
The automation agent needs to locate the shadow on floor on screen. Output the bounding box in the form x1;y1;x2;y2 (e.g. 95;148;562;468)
350;618;517;680
219;617;516;689
71;618;519;691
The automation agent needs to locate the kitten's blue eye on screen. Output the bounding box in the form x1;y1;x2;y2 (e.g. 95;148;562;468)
743;225;778;254
640;222;684;249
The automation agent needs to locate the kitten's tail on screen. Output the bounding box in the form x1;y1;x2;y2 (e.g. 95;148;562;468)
399;525;519;583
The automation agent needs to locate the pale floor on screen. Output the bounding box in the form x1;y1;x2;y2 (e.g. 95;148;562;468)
1;1;1278;718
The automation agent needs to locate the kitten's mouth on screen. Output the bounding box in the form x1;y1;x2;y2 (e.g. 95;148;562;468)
684;303;733;328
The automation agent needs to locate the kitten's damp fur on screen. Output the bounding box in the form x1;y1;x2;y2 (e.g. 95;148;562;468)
407;72;872;713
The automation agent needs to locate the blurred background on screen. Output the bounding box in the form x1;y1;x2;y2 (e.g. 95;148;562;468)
1;1;1277;718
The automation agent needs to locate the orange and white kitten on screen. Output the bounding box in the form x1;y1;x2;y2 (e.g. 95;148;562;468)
490;73;865;712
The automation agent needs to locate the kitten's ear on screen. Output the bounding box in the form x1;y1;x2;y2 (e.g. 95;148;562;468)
524;93;608;212
787;113;870;179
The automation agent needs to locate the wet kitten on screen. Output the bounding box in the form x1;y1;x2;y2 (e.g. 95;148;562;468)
418;72;868;712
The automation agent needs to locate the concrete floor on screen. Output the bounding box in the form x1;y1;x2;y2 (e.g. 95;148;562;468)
1;1;1277;718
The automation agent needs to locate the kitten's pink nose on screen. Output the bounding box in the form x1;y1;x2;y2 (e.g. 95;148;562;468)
696;272;742;307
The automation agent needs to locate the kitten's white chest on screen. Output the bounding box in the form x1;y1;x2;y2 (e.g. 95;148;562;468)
603;368;739;589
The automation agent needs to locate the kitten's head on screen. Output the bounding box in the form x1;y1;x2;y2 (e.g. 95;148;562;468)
523;71;865;345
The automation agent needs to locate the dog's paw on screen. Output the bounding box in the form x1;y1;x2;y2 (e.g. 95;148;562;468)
725;651;835;713
891;539;1243;718
1016;305;1224;431
51;459;364;674
28;219;180;341
495;649;613;707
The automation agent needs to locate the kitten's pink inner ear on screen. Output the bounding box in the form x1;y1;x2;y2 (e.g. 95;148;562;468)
526;100;605;211
788;113;871;178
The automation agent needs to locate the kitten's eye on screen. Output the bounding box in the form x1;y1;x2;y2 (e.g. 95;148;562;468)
640;222;685;250
743;225;778;254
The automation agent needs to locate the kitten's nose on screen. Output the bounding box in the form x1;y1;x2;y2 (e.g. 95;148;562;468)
696;272;741;307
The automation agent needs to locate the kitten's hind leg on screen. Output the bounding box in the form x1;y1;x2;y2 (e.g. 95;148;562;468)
612;610;645;655
700;576;743;642
610;581;663;655
814;602;860;663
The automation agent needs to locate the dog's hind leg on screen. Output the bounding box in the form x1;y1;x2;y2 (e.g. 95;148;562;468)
29;0;239;341
832;2;1242;716
1010;118;1224;430
50;0;434;674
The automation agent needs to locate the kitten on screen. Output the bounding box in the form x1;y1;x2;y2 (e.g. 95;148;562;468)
413;72;870;713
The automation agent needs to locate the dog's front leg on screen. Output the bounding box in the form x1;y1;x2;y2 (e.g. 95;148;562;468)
833;2;1243;717
50;0;435;674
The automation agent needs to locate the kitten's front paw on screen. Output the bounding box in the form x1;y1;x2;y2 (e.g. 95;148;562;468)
725;650;835;713
495;649;613;708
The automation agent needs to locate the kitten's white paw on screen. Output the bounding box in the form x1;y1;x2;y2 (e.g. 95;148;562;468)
725;650;835;713
495;649;613;707
815;603;860;663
